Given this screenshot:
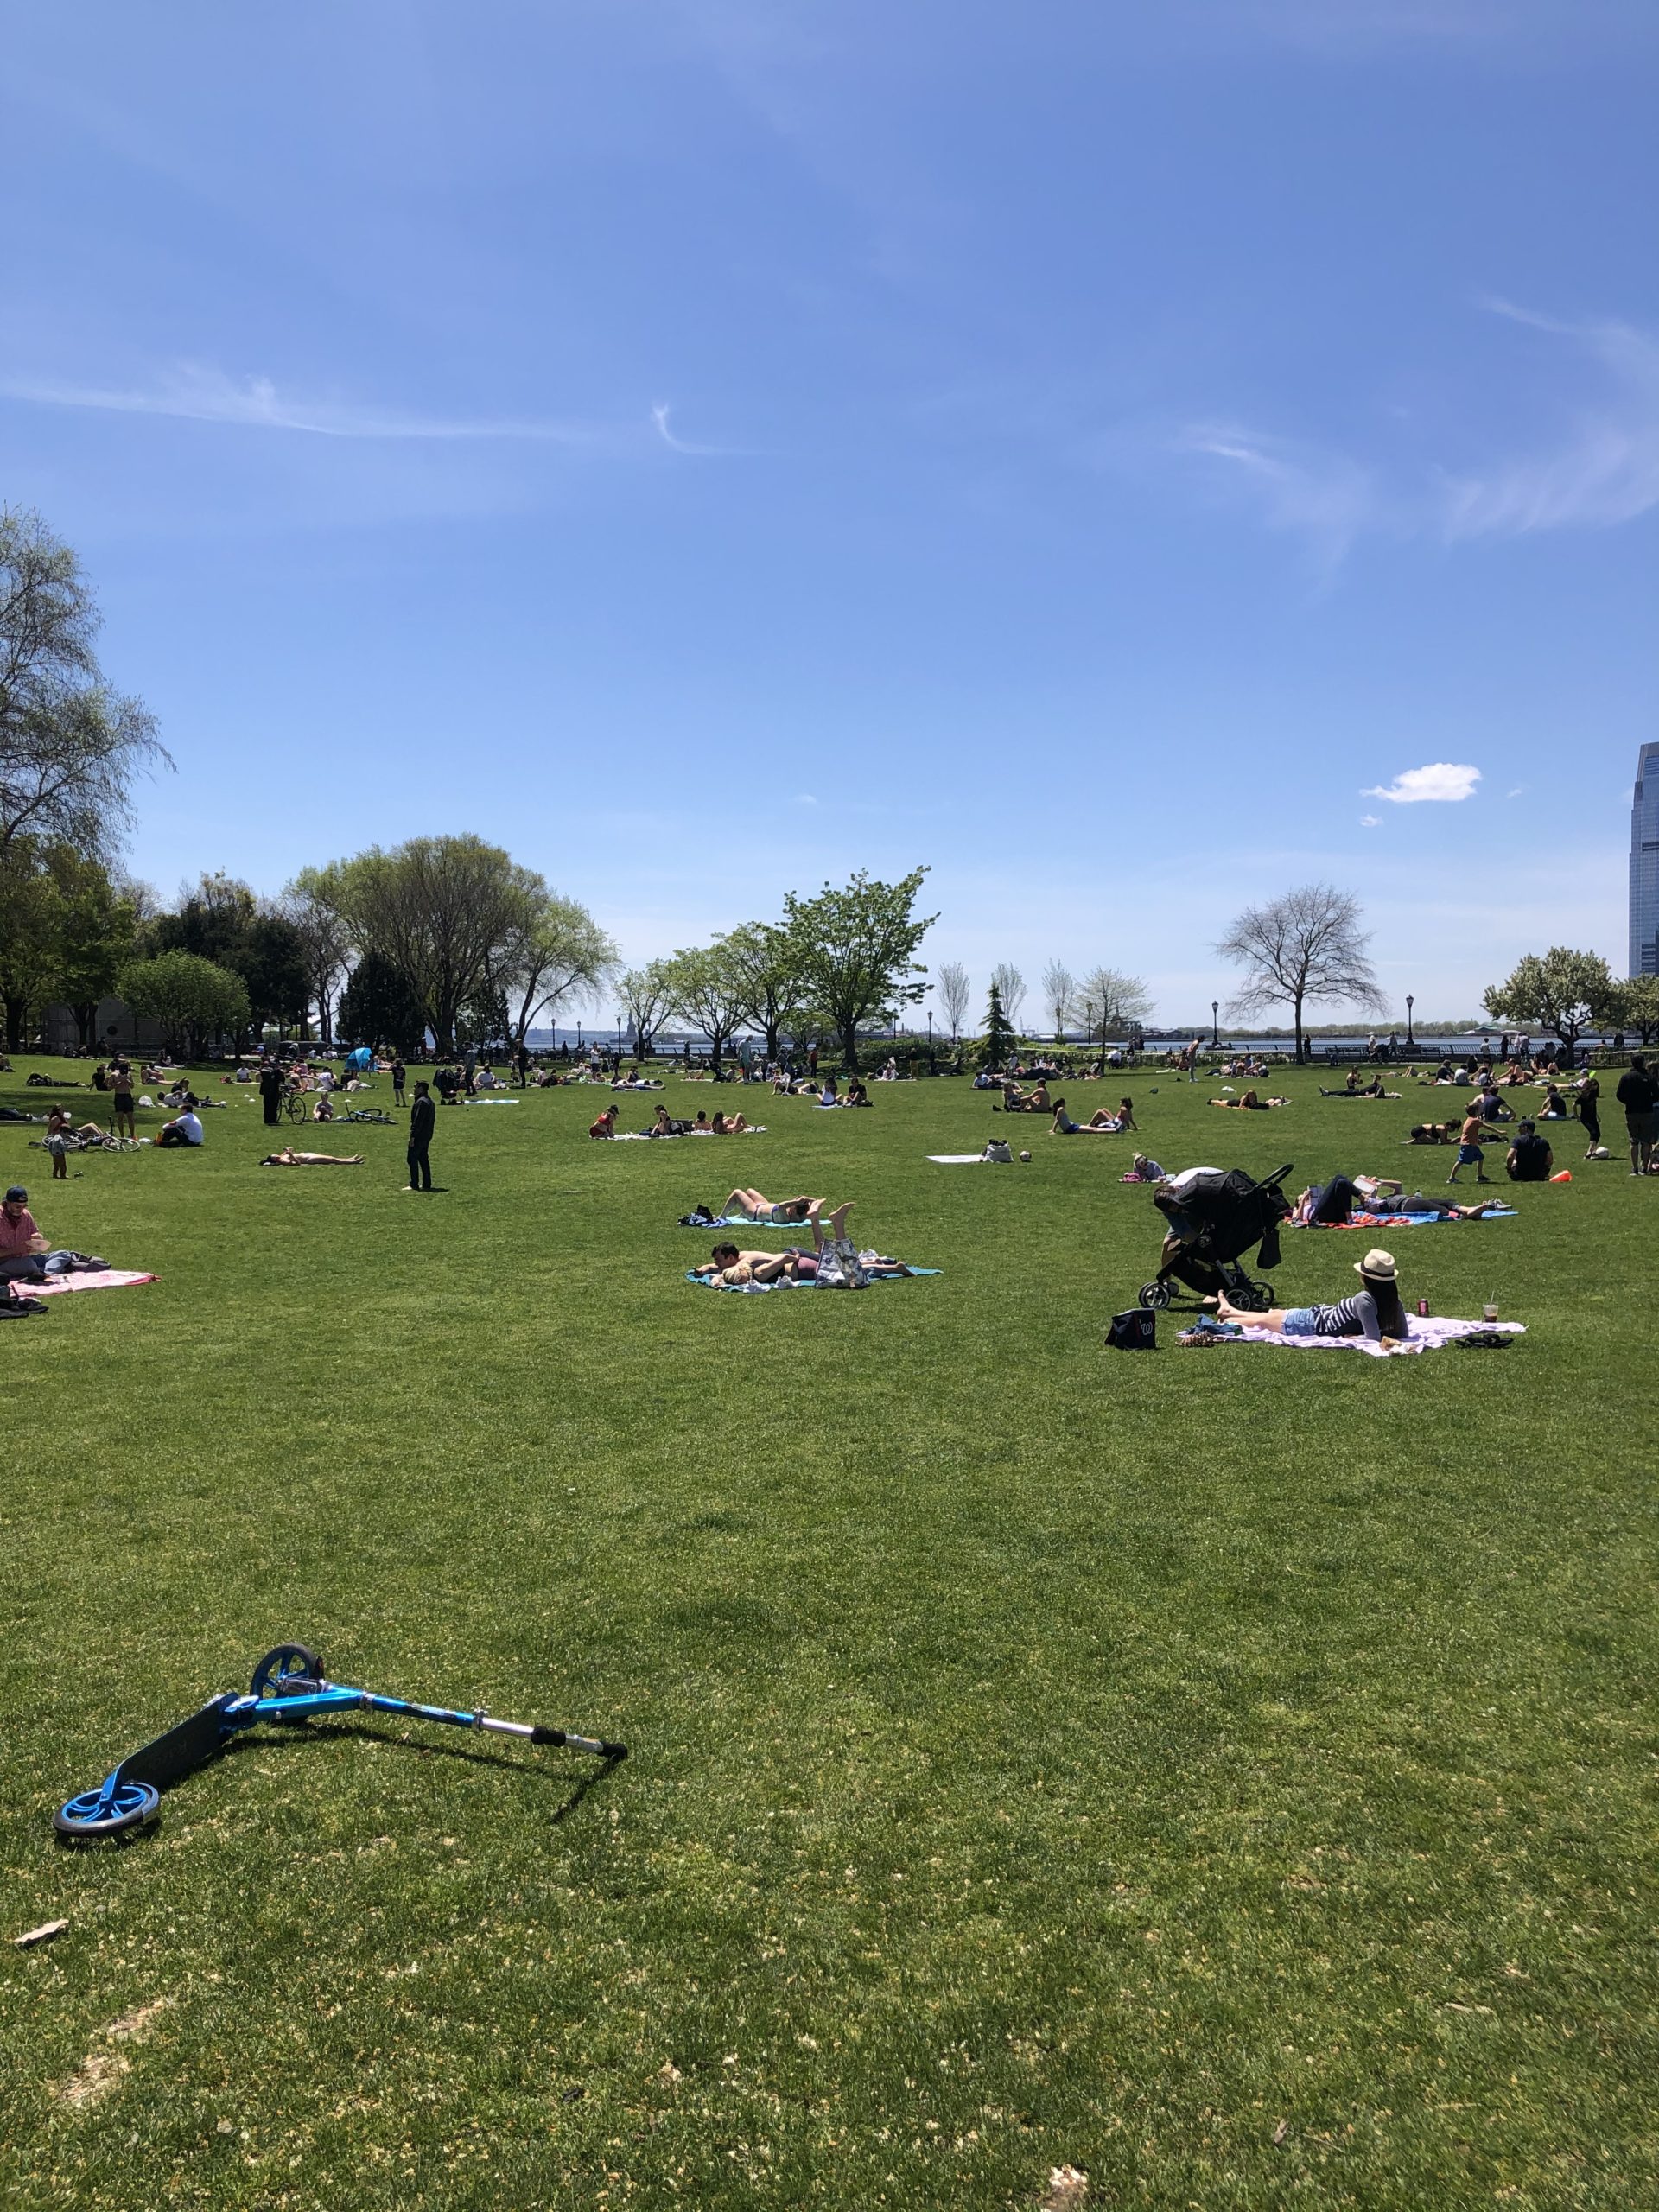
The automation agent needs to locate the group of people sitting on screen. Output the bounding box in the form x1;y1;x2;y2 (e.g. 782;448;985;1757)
1319;1071;1402;1099
774;1071;870;1107
690;1198;914;1288
1050;1096;1137;1135
588;1103;756;1138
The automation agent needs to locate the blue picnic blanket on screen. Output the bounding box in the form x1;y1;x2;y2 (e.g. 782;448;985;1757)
1293;1205;1516;1230
685;1268;940;1294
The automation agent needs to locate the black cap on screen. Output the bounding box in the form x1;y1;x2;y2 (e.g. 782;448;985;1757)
4;1185;27;1202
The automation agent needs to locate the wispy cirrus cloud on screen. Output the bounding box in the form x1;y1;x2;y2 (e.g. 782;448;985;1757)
1440;301;1659;537
1176;301;1659;561
1363;762;1481;804
0;361;614;445
1175;422;1383;565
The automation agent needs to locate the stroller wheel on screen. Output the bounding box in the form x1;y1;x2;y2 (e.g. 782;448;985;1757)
1238;1281;1274;1313
251;1643;324;1707
1139;1281;1172;1310
55;1779;160;1843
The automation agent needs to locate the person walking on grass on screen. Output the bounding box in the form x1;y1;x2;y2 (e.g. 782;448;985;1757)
406;1080;435;1192
1446;1102;1491;1185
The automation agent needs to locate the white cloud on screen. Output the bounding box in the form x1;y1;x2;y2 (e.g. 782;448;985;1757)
1363;763;1482;804
1359;813;1382;827
1508;785;1527;798
0;361;609;445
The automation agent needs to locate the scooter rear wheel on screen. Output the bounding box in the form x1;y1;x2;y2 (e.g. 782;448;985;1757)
251;1643;324;1705
55;1780;161;1842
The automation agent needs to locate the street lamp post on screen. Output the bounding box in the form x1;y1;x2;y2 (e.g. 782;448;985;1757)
1211;1000;1219;1047
1405;995;1415;1049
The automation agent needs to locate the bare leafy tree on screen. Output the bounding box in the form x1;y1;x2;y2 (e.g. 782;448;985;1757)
493;885;617;1052
617;960;675;1055
0;506;169;859
1041;960;1075;1043
1075;965;1154;1061
936;960;970;1041
1217;884;1385;1063
282;866;357;1045
990;963;1027;1034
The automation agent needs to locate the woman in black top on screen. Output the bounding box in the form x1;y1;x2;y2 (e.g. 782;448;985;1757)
1576;1074;1600;1156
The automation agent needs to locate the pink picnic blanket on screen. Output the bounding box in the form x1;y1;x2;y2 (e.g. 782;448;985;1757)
1230;1316;1524;1358
16;1269;157;1299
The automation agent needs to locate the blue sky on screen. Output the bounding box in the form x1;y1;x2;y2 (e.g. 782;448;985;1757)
6;0;1656;1025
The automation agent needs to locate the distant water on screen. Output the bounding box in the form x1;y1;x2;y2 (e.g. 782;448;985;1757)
526;1028;1607;1057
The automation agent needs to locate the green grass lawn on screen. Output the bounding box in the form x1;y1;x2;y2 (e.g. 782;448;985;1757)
1;1058;1653;2209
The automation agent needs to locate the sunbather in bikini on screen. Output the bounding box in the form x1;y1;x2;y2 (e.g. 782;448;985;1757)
258;1148;366;1166
721;1188;815;1224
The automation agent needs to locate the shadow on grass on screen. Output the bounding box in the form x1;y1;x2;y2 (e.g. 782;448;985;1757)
217;1719;628;1827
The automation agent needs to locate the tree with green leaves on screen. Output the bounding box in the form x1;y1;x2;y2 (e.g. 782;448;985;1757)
1614;972;1659;1046
337;951;429;1056
1484;947;1623;1058
0;841;63;1049
616;961;674;1057
48;849;139;1048
328;836;533;1054
117;950;250;1060
718;922;805;1063
0;505;168;861
663;940;755;1070
1217;884;1385;1064
780;866;937;1071
976;979;1019;1072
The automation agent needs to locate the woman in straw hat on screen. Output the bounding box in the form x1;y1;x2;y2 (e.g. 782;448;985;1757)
1218;1247;1409;1343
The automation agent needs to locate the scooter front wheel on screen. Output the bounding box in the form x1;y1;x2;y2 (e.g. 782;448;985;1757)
55;1779;161;1842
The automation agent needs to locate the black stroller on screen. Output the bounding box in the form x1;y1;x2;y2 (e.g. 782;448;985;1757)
1138;1164;1294;1312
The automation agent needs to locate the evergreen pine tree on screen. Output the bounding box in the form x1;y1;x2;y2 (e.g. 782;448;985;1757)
977;979;1019;1071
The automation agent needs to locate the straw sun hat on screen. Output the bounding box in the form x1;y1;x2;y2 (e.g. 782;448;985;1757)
1354;1247;1398;1279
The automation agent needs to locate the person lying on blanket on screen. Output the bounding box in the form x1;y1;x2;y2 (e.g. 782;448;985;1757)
691;1201;912;1287
709;1110;753;1134
651;1105;692;1137
1217;1247;1410;1343
258;1148;366;1166
718;1187;817;1224
1209;1089;1287;1110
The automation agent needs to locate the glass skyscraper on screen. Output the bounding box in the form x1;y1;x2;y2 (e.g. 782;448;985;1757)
1632;741;1659;977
